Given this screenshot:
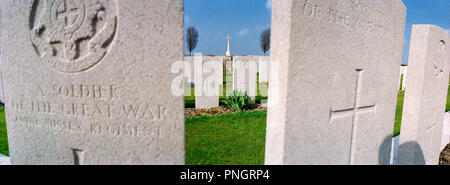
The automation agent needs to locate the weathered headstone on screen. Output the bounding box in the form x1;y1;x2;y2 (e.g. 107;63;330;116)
233;57;257;99
265;0;406;164
258;57;270;83
194;55;223;109
398;65;407;91
401;66;408;91
0;0;185;164
398;25;449;165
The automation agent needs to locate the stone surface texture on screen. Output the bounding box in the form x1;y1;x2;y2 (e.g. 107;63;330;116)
398;25;449;165
1;0;185;164
258;57;270;83
442;112;450;151
265;0;406;165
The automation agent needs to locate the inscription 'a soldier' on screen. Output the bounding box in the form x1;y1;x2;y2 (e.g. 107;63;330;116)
29;0;118;73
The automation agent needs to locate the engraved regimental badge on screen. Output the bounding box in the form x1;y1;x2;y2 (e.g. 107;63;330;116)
29;0;118;73
434;41;446;78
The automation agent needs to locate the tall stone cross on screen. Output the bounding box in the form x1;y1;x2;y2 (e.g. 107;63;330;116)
330;69;377;165
226;35;231;56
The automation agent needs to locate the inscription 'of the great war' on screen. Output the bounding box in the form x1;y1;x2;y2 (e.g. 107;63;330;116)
29;0;118;73
301;0;386;33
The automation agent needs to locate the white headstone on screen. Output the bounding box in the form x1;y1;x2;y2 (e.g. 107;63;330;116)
401;66;408;91
398;65;407;91
195;55;223;109
258;57;270;83
398;25;449;165
0;0;185;164
232;58;257;99
265;0;406;165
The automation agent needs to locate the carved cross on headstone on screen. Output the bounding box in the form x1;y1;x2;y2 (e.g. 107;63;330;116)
329;69;377;164
56;0;80;27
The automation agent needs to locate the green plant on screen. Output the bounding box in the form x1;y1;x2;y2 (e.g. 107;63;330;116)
224;90;251;112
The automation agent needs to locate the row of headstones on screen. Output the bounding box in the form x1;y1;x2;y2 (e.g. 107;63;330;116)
0;0;448;164
188;55;407;109
398;65;408;91
184;55;270;109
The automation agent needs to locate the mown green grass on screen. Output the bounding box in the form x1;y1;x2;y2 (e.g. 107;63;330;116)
0;107;8;156
186;110;266;165
393;93;404;137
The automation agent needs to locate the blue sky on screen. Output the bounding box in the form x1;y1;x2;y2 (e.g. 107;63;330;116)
184;0;449;64
401;0;449;64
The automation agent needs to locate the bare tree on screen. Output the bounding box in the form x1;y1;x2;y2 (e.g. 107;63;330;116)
186;27;199;56
260;29;271;56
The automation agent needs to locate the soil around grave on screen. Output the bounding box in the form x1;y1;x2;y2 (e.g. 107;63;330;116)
185;105;267;117
439;143;450;165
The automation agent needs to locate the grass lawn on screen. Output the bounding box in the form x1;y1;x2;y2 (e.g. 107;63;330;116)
0;107;8;156
446;86;450;112
186;111;266;165
393;93;404;137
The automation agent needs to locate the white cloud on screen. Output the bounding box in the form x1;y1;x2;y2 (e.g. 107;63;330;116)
446;29;450;35
237;29;249;36
266;0;272;11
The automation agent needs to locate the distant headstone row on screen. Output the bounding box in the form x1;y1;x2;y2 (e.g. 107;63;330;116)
184;55;270;109
0;0;448;165
399;65;408;91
